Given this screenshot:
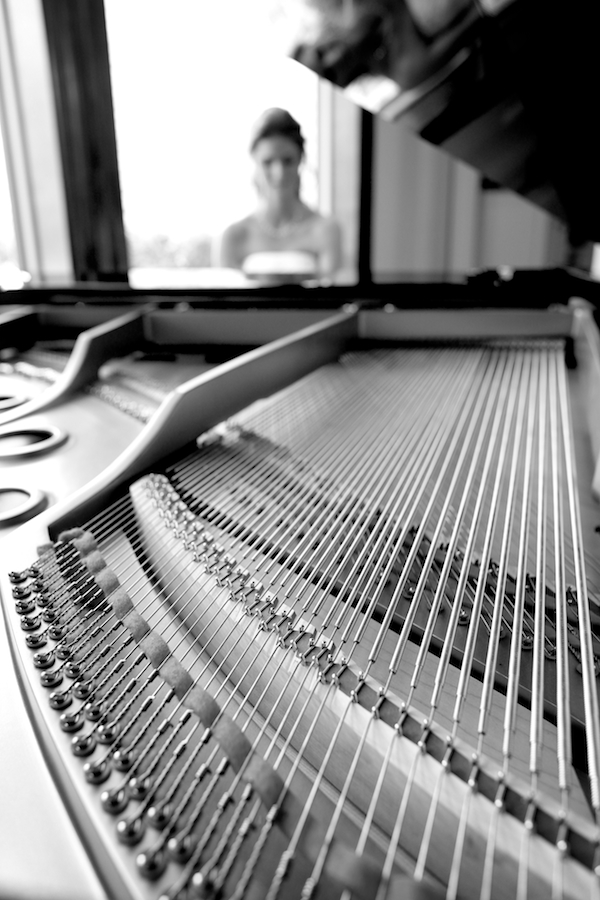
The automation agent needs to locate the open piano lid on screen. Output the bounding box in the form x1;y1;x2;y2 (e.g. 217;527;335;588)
275;0;600;244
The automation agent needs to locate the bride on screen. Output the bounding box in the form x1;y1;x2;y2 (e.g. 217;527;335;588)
219;108;342;283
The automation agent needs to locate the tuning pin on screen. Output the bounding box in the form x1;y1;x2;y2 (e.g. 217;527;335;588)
97;721;120;744
146;801;172;830
25;632;47;649
72;680;93;700
190;869;218;899
136;847;168;880
84;702;103;722
20;614;42;632
33;649;55;669
15;597;35;615
40;669;63;688
83;758;111;785
64;661;82;679
55;643;72;660
59;710;84;733
49;689;71;710
8;570;28;584
41;608;59;623
47;624;66;641
71;733;96;757
128;776;152;800
116;815;146;845
112;747;136;771
100;786;128;815
167;832;196;863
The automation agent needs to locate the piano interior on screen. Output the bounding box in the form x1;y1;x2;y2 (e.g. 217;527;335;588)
2;301;600;900
2;3;600;900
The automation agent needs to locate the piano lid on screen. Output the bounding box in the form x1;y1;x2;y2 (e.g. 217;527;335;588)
271;0;600;243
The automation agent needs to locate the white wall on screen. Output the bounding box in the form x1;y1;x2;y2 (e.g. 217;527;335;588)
478;189;569;271
322;84;361;284
371;117;569;281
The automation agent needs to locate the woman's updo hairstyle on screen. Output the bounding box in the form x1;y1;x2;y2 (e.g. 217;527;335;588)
250;108;305;155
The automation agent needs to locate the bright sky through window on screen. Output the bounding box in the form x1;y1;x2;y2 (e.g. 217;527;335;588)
104;0;320;245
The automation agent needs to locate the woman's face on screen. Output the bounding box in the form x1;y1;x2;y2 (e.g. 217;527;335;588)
252;135;302;201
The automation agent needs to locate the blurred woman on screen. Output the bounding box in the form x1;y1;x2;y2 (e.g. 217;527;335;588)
219;108;341;283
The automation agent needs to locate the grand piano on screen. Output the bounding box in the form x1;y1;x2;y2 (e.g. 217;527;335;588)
1;3;600;900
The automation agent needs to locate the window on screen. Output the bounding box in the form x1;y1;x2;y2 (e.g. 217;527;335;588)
0;107;20;287
104;0;324;287
0;0;73;286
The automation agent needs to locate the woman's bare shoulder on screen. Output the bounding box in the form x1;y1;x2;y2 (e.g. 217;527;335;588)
220;216;256;268
222;215;254;240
